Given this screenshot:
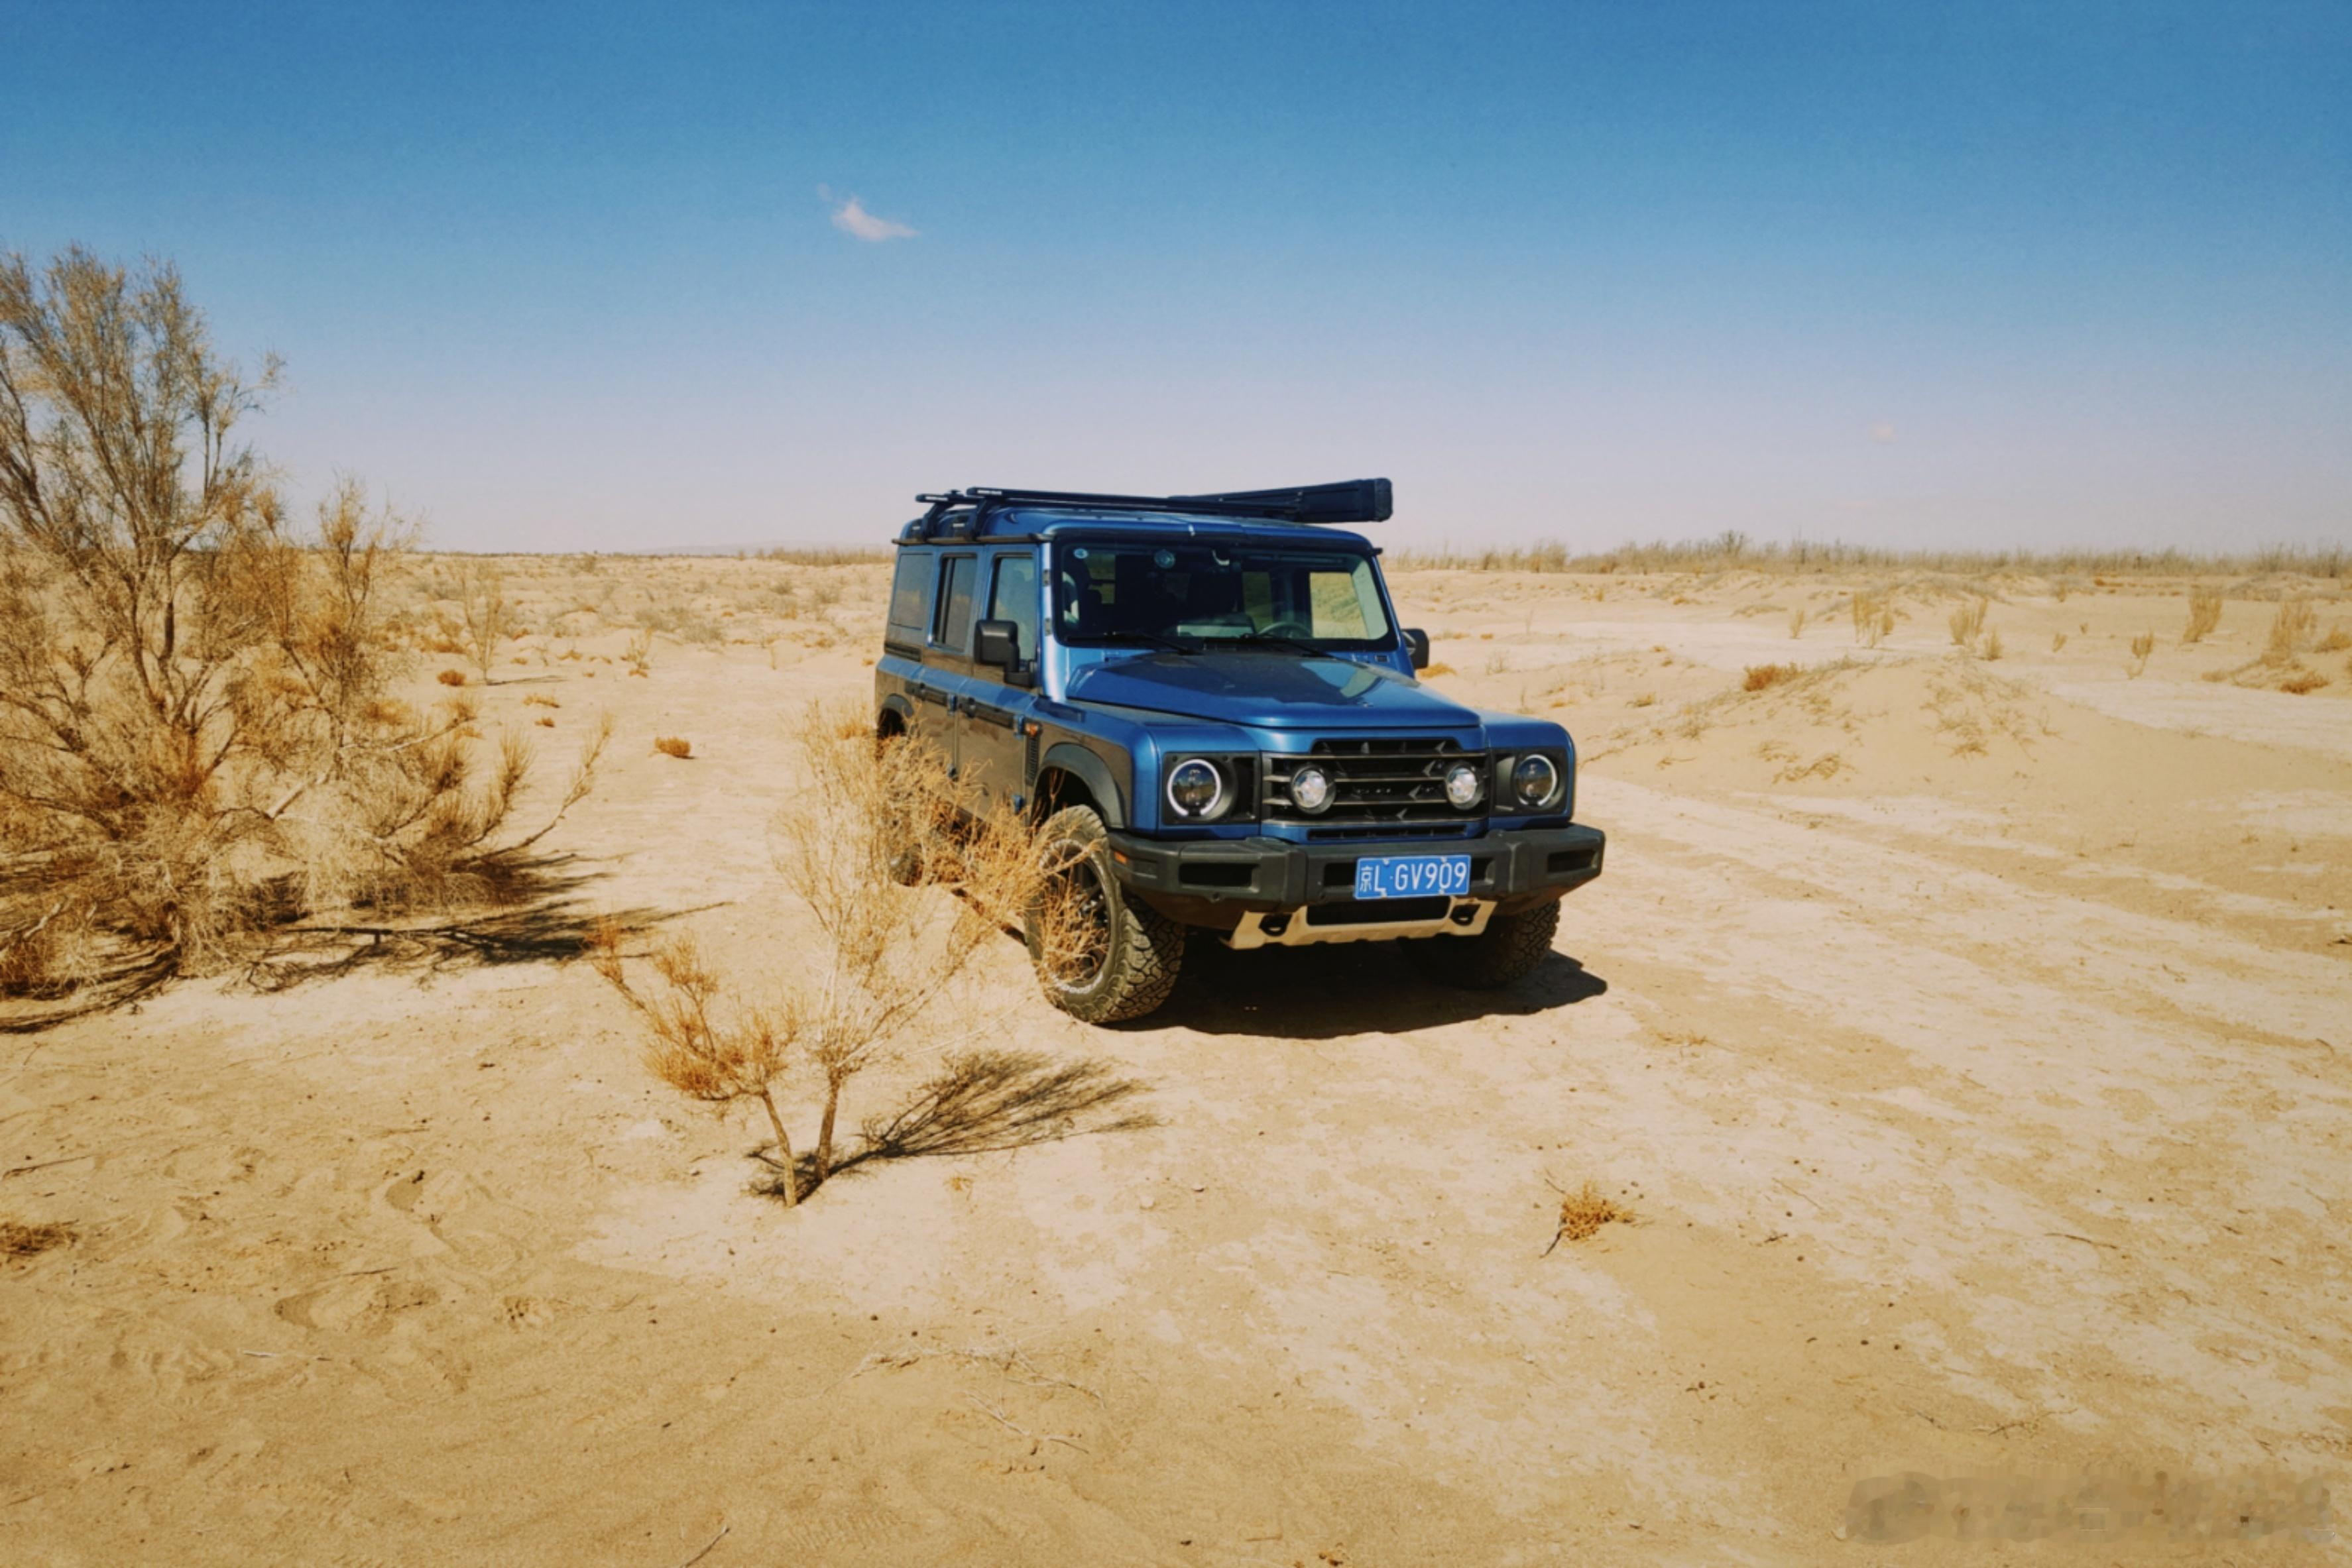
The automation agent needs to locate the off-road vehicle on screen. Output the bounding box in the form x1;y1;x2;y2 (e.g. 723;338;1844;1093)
874;479;1605;1022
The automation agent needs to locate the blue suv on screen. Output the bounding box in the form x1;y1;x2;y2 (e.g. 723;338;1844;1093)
874;480;1606;1022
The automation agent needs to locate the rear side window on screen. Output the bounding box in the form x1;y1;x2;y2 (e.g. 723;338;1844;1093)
933;555;976;650
988;555;1039;663
887;552;931;638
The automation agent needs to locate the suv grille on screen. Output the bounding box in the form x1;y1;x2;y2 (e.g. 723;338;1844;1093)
1262;738;1490;827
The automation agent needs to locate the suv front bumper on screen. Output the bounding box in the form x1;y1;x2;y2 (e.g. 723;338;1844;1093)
1103;822;1605;923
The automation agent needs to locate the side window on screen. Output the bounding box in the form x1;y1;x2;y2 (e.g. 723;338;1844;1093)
887;551;931;639
933;555;976;651
987;555;1039;664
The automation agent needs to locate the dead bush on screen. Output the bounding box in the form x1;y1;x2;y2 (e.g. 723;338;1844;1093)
1742;663;1800;692
2183;584;2223;644
436;668;468;686
1543;1180;1631;1253
2279;670;2329;695
654;736;692;759
0;247;607;1001
2128;631;2156;677
596;703;1059;1201
1947;598;1986;647
523;693;559;708
2266;598;2316;663
1851;588;1893;647
447;560;510;682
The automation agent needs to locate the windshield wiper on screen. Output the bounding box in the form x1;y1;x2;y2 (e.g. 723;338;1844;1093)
1230;631;1327;657
1088;630;1197;655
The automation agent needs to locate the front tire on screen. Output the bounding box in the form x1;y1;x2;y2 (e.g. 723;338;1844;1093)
1409;900;1560;989
1024;805;1184;1023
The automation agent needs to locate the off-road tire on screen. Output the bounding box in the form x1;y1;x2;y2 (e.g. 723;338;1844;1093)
1410;899;1560;989
1025;805;1184;1023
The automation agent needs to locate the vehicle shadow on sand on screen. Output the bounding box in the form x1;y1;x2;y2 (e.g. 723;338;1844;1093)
1146;941;1608;1038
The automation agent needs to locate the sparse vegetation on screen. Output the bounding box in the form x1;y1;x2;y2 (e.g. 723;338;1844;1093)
1743;663;1801;692
0;247;607;1004
595;704;1060;1202
446;559;510;682
1391;536;2349;579
1543;1180;1631;1253
653;736;692;759
2183;583;2223;644
2266;597;2315;663
2128;631;2157;677
1948;598;1986;647
1788;606;1806;638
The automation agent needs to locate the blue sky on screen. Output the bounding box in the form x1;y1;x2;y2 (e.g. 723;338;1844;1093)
4;1;2347;552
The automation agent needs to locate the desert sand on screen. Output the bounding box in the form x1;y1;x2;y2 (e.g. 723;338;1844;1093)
3;557;2347;1564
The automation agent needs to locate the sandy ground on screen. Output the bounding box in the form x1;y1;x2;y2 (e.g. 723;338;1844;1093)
4;559;2349;1565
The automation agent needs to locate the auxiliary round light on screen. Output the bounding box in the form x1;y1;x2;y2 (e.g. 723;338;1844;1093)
1290;764;1333;814
1167;758;1224;818
1511;754;1559;807
1444;761;1484;810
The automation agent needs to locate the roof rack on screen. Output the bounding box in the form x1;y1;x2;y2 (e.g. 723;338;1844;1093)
911;478;1392;537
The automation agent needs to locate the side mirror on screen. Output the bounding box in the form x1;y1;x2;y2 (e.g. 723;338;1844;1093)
1403;628;1431;671
973;618;1022;669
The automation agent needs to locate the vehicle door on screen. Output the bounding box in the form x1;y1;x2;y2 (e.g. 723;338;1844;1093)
956;547;1043;810
919;551;982;779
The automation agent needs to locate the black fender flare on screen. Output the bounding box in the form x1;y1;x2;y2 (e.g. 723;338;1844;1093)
877;693;913;734
1037;742;1126;828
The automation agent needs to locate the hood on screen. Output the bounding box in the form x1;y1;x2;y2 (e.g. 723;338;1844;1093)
1065;651;1478;730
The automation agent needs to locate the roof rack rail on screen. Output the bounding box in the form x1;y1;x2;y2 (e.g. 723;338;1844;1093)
911;478;1391;535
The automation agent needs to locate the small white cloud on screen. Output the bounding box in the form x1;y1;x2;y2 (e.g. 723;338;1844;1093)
822;186;917;243
1867;420;1897;445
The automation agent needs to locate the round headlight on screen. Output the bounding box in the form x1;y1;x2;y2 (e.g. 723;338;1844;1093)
1444;761;1484;809
1290;764;1333;814
1166;758;1224;818
1511;754;1558;807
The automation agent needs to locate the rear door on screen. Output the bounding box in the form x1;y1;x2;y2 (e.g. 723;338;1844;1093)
921;553;982;778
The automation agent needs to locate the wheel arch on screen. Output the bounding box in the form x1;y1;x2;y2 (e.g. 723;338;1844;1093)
1034;742;1126;828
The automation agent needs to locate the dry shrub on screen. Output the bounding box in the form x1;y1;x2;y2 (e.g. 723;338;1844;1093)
522;692;559;708
1851;589;1893;647
1;1218;74;1257
436;668;468;687
2183;584;2223;644
1788;606;1806;638
2266;598;2316;663
0;246;608;999
2128;631;2156;677
1982;628;2004;661
441;560;508;682
2316;625;2350;654
624;628;652;677
595;704;1056;1201
1743;663;1800;692
2052;631;2068;653
654;736;693;759
534;716;555;728
2280;670;2329;695
1421;661;1456;678
1543;1180;1631;1253
1947;597;1987;647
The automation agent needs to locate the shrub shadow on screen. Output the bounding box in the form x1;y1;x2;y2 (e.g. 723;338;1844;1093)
1145;940;1608;1038
758;1049;1157;1202
243;856;691;991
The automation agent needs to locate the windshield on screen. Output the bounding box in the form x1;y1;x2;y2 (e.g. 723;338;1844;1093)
1053;539;1395;651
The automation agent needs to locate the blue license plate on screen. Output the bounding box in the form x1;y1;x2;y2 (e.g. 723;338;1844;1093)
1354;854;1471;900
